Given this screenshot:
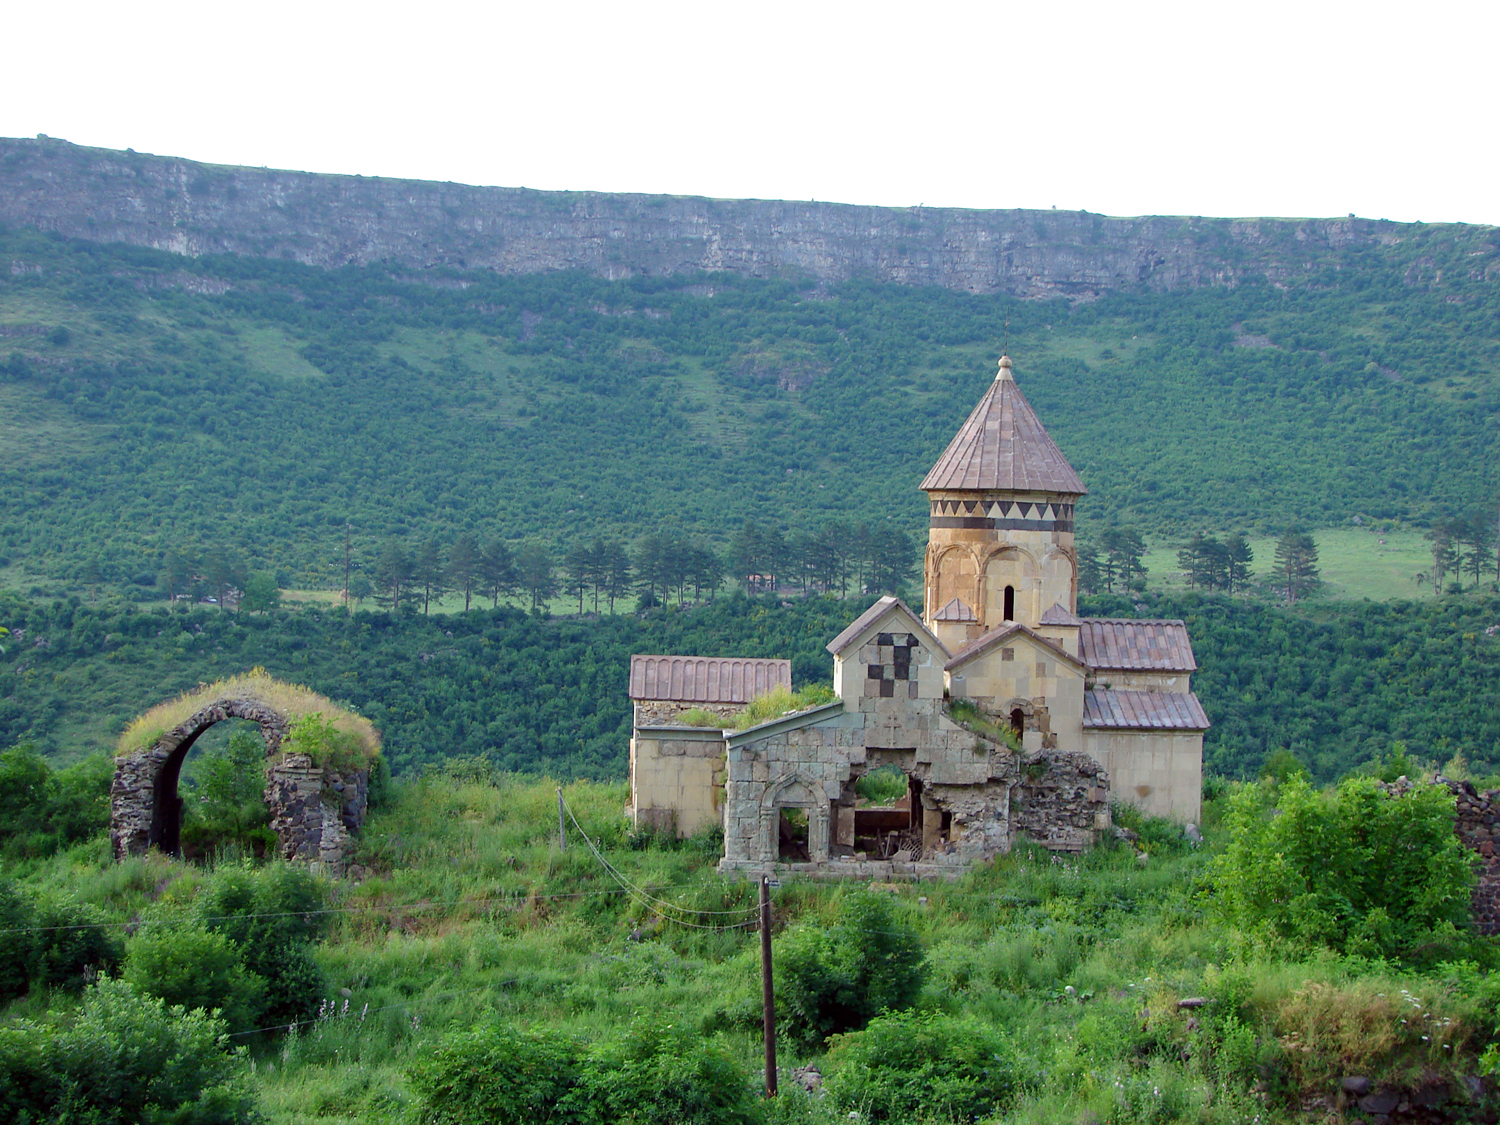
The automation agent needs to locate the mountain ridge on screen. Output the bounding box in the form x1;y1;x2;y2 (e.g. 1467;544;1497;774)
4;135;1496;298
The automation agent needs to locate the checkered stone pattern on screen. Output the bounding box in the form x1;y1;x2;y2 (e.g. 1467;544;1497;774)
864;633;921;699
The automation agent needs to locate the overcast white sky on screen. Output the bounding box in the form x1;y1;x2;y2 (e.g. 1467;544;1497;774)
4;0;1496;224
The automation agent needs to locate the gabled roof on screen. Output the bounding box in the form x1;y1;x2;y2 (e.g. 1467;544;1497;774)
826;596;948;657
932;597;978;623
1083;689;1210;730
920;355;1087;496
1079;619;1197;672
944;621;1086;673
629;655;791;703
1039;603;1082;627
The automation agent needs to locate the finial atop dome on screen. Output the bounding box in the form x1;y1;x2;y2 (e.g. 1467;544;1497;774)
995;354;1013;382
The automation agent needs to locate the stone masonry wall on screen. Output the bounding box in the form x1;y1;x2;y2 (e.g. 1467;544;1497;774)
1438;777;1500;936
265;753;368;873
1010;750;1111;853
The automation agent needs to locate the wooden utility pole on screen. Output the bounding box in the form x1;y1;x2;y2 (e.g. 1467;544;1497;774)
557;788;567;853
760;875;777;1097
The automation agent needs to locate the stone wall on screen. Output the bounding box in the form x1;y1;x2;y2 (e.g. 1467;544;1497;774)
265;753;369;872
628;726;726;836
1435;777;1500;936
1010;750;1111;853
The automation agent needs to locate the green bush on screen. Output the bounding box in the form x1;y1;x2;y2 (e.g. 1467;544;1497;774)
409;1018;756;1125
570;1018;756;1125
192;862;328;1027
0;880;33;1000
824;1009;1021;1124
409;1023;581;1125
1211;774;1476;959
32;897;123;990
774;890;925;1048
0;977;260;1124
124;923;267;1031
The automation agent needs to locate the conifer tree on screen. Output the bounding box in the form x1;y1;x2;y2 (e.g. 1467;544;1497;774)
1274;529;1320;603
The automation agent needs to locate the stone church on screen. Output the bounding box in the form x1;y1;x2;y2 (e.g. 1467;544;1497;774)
627;354;1207;877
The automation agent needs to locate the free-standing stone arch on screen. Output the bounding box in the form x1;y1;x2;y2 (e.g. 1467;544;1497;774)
110;671;381;873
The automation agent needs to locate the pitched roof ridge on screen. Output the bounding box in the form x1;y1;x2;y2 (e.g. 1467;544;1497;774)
826;596;949;658
944;620;1084;672
1081;616;1188;626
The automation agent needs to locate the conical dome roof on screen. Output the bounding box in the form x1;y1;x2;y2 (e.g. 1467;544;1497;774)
919;355;1086;495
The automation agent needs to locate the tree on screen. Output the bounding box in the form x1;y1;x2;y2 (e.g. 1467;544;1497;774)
480;540;517;608
448;534;482;612
239;573;279;613
868;527;916;595
203;547;248;611
1223;532;1254;593
414;538;447;614
1076;543;1102;595
158;551;196;603
563;541;593;614
515;542;557;612
375;539;414;611
598;539;632;613
773;890;924;1048
1274;528;1321;603
1100;528;1147;592
1425;519;1458;593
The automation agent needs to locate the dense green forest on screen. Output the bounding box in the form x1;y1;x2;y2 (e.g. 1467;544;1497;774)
2;590;1495;781
0;224;1497;596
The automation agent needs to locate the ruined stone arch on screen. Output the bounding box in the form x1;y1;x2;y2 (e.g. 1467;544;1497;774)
1041;545;1078;610
110;671;380;872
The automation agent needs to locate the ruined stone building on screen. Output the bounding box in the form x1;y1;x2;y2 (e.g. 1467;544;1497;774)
626;354;1208;876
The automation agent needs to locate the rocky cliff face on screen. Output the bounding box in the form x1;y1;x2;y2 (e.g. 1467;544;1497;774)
1;136;1493;297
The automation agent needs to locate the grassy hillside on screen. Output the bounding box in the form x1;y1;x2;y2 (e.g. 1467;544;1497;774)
0;226;1497;597
1;772;1496;1124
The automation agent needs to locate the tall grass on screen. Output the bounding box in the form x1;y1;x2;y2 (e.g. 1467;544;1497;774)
116;668;380;761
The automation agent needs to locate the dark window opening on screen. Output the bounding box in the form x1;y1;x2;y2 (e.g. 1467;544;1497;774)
1003;585;1015;621
1010;708;1025;739
777;807;810;861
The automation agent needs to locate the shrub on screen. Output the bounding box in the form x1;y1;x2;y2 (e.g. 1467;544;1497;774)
124;923;267;1031
0;881;33;1000
409;1018;756;1125
192;862;328;1027
0;978;260;1124
825;1009;1022;1124
775;890;925;1048
32;897;123;990
409;1023;581;1125
570;1018;756;1125
1211;775;1475;960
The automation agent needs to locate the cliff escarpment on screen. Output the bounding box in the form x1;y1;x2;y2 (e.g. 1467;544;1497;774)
1;136;1496;297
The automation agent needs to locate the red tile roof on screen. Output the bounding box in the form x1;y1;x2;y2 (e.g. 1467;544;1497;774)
1083;689;1210;730
628;655;790;703
919;356;1087;495
1079;619;1197;672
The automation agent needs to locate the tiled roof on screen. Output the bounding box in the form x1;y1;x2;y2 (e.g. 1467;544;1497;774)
944;621;1086;672
1038;603;1082;626
1079;619;1197;672
919;356;1087;495
628;655;790;703
826;596;948;657
932;597;978;622
1083;689;1210;731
